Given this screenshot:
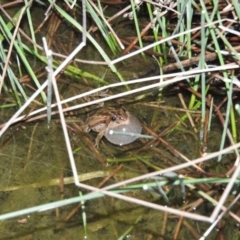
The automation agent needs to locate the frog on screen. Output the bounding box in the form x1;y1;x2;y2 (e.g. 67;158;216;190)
84;106;129;147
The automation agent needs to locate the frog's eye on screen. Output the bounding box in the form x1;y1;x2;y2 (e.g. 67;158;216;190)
111;116;116;121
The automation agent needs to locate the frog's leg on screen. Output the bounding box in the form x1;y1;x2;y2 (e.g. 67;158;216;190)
94;130;105;147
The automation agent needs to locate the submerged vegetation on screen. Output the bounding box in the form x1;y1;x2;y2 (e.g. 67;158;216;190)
0;0;240;239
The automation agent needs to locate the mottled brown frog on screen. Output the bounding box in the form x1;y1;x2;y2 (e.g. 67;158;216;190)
84;107;129;147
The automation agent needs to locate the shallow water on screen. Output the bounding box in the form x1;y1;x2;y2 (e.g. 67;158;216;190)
1;93;237;239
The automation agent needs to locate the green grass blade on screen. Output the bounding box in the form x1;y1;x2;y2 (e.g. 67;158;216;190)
0;14;47;103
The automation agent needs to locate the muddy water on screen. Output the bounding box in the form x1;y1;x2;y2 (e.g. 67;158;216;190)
0;1;238;240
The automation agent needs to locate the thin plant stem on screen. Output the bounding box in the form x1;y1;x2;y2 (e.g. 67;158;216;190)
217;80;233;162
24;0;38;54
200;10;206;142
43;37;53;123
130;0;145;58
